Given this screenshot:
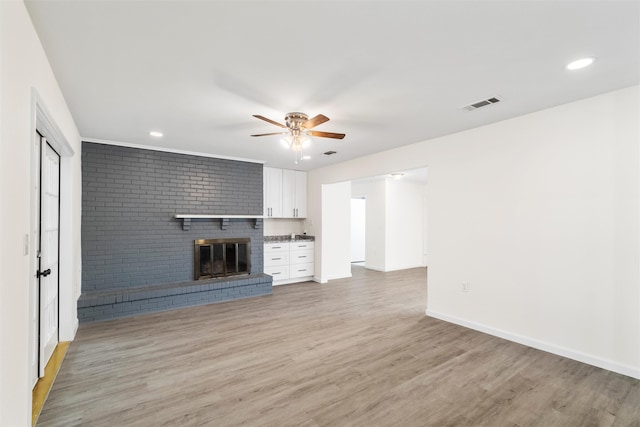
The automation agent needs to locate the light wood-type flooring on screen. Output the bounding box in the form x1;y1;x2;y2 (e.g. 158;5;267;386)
38;266;639;426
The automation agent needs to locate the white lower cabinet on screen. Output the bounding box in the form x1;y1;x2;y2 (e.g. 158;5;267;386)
264;242;289;280
264;241;314;285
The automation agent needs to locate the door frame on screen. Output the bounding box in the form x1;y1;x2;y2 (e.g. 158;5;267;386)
29;89;75;386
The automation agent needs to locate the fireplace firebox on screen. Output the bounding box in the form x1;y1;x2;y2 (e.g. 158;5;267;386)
194;238;251;280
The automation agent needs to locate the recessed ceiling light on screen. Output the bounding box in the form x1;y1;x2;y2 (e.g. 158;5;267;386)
302;155;311;160
149;131;163;137
566;57;595;70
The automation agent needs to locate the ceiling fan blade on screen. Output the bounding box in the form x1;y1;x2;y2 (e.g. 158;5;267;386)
303;114;330;129
250;132;287;137
307;130;346;139
253;115;286;128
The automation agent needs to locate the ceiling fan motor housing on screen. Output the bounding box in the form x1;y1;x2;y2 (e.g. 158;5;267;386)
285;112;309;131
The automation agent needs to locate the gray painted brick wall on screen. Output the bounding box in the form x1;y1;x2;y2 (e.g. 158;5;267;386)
82;142;264;292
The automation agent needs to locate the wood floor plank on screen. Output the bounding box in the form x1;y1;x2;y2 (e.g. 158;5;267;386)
37;266;639;426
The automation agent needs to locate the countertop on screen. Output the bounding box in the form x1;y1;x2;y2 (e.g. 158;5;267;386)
264;235;315;243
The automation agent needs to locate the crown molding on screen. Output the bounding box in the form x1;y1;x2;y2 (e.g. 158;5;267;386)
81;137;266;164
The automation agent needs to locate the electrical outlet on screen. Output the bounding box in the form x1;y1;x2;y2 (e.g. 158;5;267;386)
461;282;469;292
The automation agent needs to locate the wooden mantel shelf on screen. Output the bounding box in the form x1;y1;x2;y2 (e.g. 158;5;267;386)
174;214;263;231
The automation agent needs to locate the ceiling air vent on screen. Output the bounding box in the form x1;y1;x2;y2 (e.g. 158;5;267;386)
460;96;503;111
323;150;337;156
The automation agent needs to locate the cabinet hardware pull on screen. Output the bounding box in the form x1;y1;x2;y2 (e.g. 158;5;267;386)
273;257;281;260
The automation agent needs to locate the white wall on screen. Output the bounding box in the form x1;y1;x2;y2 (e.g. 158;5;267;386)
385;178;425;271
318;181;352;282
263;218;305;236
350;198;366;262
0;1;82;424
307;86;640;378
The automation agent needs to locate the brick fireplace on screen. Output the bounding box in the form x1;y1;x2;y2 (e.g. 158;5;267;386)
78;142;272;322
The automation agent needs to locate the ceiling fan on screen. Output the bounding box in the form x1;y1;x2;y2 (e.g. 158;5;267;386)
251;112;346;144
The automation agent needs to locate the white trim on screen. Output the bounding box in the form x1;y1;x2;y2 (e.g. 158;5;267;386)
425;309;640;380
33;89;74;157
175;214;263;219
363;265;385;272
324;273;353;282
82;137;265;164
365;264;426;273
313;276;326;284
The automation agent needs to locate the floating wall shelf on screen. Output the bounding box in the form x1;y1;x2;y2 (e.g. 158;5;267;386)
174;215;263;231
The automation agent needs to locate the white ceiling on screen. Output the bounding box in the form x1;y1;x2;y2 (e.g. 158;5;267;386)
25;1;640;171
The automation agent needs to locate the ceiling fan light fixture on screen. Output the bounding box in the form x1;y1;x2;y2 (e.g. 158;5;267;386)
252;112;345;161
280;135;292;149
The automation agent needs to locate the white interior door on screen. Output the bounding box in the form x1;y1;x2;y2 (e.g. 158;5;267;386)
38;140;60;377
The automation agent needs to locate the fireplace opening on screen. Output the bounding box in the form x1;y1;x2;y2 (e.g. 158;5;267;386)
194;238;251;280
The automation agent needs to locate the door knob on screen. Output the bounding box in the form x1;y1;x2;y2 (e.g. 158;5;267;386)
37;268;51;278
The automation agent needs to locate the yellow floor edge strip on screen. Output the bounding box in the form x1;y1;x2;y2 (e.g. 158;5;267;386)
32;341;70;426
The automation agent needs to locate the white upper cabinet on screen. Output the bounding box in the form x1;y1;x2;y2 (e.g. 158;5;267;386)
264;167;282;218
282;170;307;218
264;167;307;219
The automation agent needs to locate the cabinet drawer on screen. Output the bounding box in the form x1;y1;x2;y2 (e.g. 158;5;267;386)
264;265;289;280
289;263;314;279
265;242;289;252
264;252;289;267
291;241;314;251
290;249;313;265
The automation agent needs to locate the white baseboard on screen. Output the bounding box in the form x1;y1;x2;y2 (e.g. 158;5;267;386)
313;273;353;283
426;309;640;380
364;264;426;273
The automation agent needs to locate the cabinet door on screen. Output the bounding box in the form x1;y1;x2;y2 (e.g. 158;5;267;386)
264;251;290;267
294;171;307;218
265;265;290;281
264;167;282;217
282;169;306;218
291;241;314;251
290;249;313;265
289;263;313;279
282;169;296;218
